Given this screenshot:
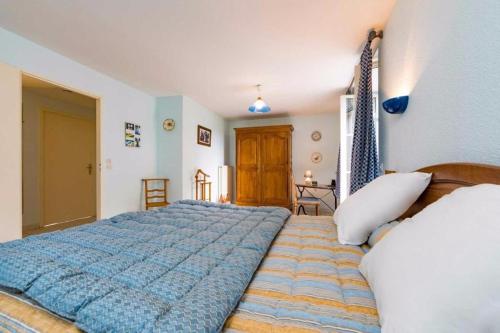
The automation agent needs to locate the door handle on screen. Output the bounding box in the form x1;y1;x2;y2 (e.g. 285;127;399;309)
86;163;93;175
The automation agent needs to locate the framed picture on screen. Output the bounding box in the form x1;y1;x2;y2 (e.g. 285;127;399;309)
125;122;141;147
197;125;211;147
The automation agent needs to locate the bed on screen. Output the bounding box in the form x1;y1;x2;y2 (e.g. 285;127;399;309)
0;163;499;333
224;215;379;333
0;214;377;333
0;201;291;332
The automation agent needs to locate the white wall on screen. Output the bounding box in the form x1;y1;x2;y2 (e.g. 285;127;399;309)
227;113;339;212
0;27;157;223
228;113;339;184
380;0;500;171
156;96;225;203
182;96;225;201
22;90;96;229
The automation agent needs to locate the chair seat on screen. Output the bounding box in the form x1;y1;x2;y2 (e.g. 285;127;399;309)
298;197;321;204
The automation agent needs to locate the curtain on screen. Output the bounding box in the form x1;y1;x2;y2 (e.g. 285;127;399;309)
349;42;380;194
335;149;340;197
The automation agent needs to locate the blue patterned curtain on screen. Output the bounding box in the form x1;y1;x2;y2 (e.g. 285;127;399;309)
335;149;340;197
350;42;380;194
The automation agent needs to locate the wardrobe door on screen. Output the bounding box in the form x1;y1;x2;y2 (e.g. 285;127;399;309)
260;131;290;206
236;133;260;205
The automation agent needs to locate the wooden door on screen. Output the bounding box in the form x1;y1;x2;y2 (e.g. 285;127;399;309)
42;111;96;226
260;131;290;206
236;133;260;205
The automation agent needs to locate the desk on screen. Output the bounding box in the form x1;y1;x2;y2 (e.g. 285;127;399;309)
296;183;337;214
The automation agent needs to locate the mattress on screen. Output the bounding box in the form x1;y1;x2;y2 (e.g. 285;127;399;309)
0;200;290;332
224;215;380;333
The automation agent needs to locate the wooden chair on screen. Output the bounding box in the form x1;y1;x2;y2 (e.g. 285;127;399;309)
194;169;212;201
292;175;321;216
142;178;170;210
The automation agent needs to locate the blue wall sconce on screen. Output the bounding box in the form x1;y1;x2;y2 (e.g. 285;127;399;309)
382;96;409;114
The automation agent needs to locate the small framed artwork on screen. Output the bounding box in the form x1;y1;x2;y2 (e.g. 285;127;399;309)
197;125;212;147
125;122;141;148
311;152;323;163
311;130;322;141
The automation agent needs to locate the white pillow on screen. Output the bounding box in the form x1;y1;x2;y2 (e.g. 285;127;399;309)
359;184;500;333
334;172;431;245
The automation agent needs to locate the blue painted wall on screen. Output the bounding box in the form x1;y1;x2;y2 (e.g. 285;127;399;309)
156;96;225;202
156;96;183;201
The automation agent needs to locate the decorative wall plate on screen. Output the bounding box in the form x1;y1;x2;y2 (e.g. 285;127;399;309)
311;130;322;141
311;152;323;163
163;118;175;131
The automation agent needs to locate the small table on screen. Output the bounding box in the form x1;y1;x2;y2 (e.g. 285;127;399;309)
296;183;337;214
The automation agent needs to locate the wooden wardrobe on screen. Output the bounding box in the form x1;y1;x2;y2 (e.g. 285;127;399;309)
235;125;293;208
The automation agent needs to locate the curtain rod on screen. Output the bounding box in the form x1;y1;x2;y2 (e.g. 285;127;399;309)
368;30;384;43
345;30;383;94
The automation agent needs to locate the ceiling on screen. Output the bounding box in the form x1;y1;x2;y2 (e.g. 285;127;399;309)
0;0;396;117
23;75;96;109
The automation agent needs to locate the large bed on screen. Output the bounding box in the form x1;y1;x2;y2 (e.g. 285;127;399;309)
0;214;377;333
0;163;499;333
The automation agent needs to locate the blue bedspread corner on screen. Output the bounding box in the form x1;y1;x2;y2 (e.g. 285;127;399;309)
0;201;290;332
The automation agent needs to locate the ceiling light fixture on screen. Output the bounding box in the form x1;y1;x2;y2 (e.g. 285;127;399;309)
248;84;271;113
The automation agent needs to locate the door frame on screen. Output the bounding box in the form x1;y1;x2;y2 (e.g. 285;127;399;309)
0;62;22;242
21;72;102;224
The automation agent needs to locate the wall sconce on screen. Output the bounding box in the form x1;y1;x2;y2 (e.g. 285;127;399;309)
382;96;409;114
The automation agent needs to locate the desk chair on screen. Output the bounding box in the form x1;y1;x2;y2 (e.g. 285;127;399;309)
291;176;321;216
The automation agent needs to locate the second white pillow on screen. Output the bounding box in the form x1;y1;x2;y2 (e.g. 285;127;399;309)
334;172;431;245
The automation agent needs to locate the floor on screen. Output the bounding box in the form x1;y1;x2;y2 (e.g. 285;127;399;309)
22;216;96;237
298;206;334;216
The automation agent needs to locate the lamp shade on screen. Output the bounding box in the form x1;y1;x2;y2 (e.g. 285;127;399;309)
248;97;271;113
382;96;409;114
304;170;312;178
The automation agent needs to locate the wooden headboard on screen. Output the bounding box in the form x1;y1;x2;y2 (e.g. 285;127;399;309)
400;163;500;219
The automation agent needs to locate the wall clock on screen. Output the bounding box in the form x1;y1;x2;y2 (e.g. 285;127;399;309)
163;118;175;131
311;152;323;163
311;130;322;141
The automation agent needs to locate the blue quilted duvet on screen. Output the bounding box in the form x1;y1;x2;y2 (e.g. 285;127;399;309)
0;200;290;332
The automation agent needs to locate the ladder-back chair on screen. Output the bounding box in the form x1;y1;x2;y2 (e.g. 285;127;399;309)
142;178;170;210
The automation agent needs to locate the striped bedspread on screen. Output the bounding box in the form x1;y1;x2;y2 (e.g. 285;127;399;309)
224;215;380;333
0;288;80;333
